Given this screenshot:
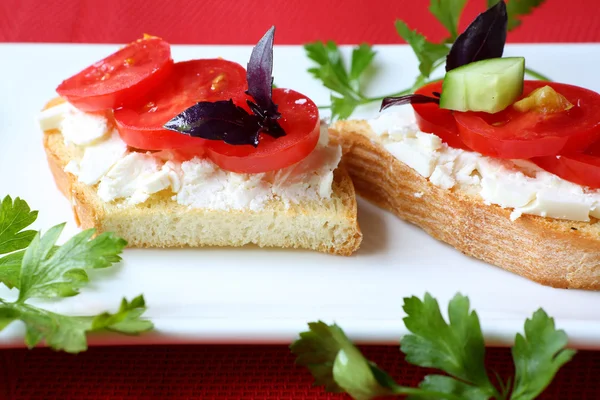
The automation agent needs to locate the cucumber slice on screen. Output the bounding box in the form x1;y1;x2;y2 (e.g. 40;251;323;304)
440;57;525;114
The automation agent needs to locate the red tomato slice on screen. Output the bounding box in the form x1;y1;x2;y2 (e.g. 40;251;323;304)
56;38;173;112
454;81;600;159
411;81;469;150
531;140;600;189
531;153;600;189
114;59;248;150
206;88;320;173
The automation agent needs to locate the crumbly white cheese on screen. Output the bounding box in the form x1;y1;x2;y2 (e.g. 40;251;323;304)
96;152;181;205
368;109;600;222
75;130;128;185
43;103;341;210
37;102;73;131
173;143;341;211
60;106;111;146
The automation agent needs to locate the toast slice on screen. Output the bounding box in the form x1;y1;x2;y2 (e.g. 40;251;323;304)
41;98;362;256
330;119;600;289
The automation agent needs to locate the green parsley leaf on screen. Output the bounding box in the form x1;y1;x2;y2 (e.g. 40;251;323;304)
429;0;469;39
291;321;396;399
291;321;354;393
1;295;152;353
487;0;546;31
349;43;376;90
291;322;469;400
91;295;153;334
0;196;152;353
0;304;19;330
331;94;361;121
305;41;356;99
292;294;574;400
304;41;377;120
401;293;496;396
0;250;23;289
18;224;127;301
0;195;38;255
409;375;489;400
510;309;576;400
395;21;450;78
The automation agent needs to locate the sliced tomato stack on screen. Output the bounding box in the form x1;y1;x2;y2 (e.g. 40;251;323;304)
57;37;174;112
114;59;248;151
55;37;321;174
206;89;320;173
412;81;470;151
411;81;600;189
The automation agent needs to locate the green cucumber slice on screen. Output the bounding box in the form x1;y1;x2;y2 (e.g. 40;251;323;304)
440;57;525;114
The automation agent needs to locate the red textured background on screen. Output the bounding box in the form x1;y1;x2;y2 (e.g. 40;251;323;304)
2;345;600;399
1;0;599;44
2;0;600;399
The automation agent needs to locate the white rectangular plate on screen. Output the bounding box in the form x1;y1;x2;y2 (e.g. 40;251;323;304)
2;43;600;350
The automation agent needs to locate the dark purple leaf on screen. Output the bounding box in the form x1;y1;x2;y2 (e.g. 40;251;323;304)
246;26;280;119
164;100;263;147
246;100;286;139
380;94;439;111
164;26;286;147
445;0;508;71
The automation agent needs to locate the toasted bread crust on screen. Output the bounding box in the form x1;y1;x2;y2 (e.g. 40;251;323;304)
42;99;362;256
331;120;600;289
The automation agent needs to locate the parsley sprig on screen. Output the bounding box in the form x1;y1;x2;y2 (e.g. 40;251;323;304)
291;293;574;400
305;0;549;120
0;195;153;353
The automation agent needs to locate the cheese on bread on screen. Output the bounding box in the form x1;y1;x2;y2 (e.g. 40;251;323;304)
41;97;363;256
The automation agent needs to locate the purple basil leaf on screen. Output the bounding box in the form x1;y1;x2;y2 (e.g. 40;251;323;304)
380;94;439;111
164;100;263;147
247;100;286;139
445;0;508;71
246;25;280;119
165;26;287;147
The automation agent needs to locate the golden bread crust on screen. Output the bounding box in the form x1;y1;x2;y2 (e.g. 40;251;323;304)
331;119;600;289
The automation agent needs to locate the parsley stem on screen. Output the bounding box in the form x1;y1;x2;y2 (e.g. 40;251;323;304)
316;78;440;111
366;78;445;102
524;67;551;81
367;89;411;102
392;386;465;400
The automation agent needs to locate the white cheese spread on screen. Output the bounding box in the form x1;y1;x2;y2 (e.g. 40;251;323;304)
368;108;600;222
61;107;110;146
39;104;342;211
37;102;72;131
73;131;128;185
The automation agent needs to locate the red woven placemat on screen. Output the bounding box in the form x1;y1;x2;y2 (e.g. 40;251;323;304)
1;0;599;44
1;345;598;399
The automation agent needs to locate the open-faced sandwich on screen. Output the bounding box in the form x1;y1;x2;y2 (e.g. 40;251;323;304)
331;1;600;288
37;28;362;255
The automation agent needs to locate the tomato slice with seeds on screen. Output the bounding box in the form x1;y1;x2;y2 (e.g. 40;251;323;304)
531;152;600;189
56;37;173;112
531;140;600;189
114;59;247;150
411;81;469;150
206;88;320;173
454;81;600;159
